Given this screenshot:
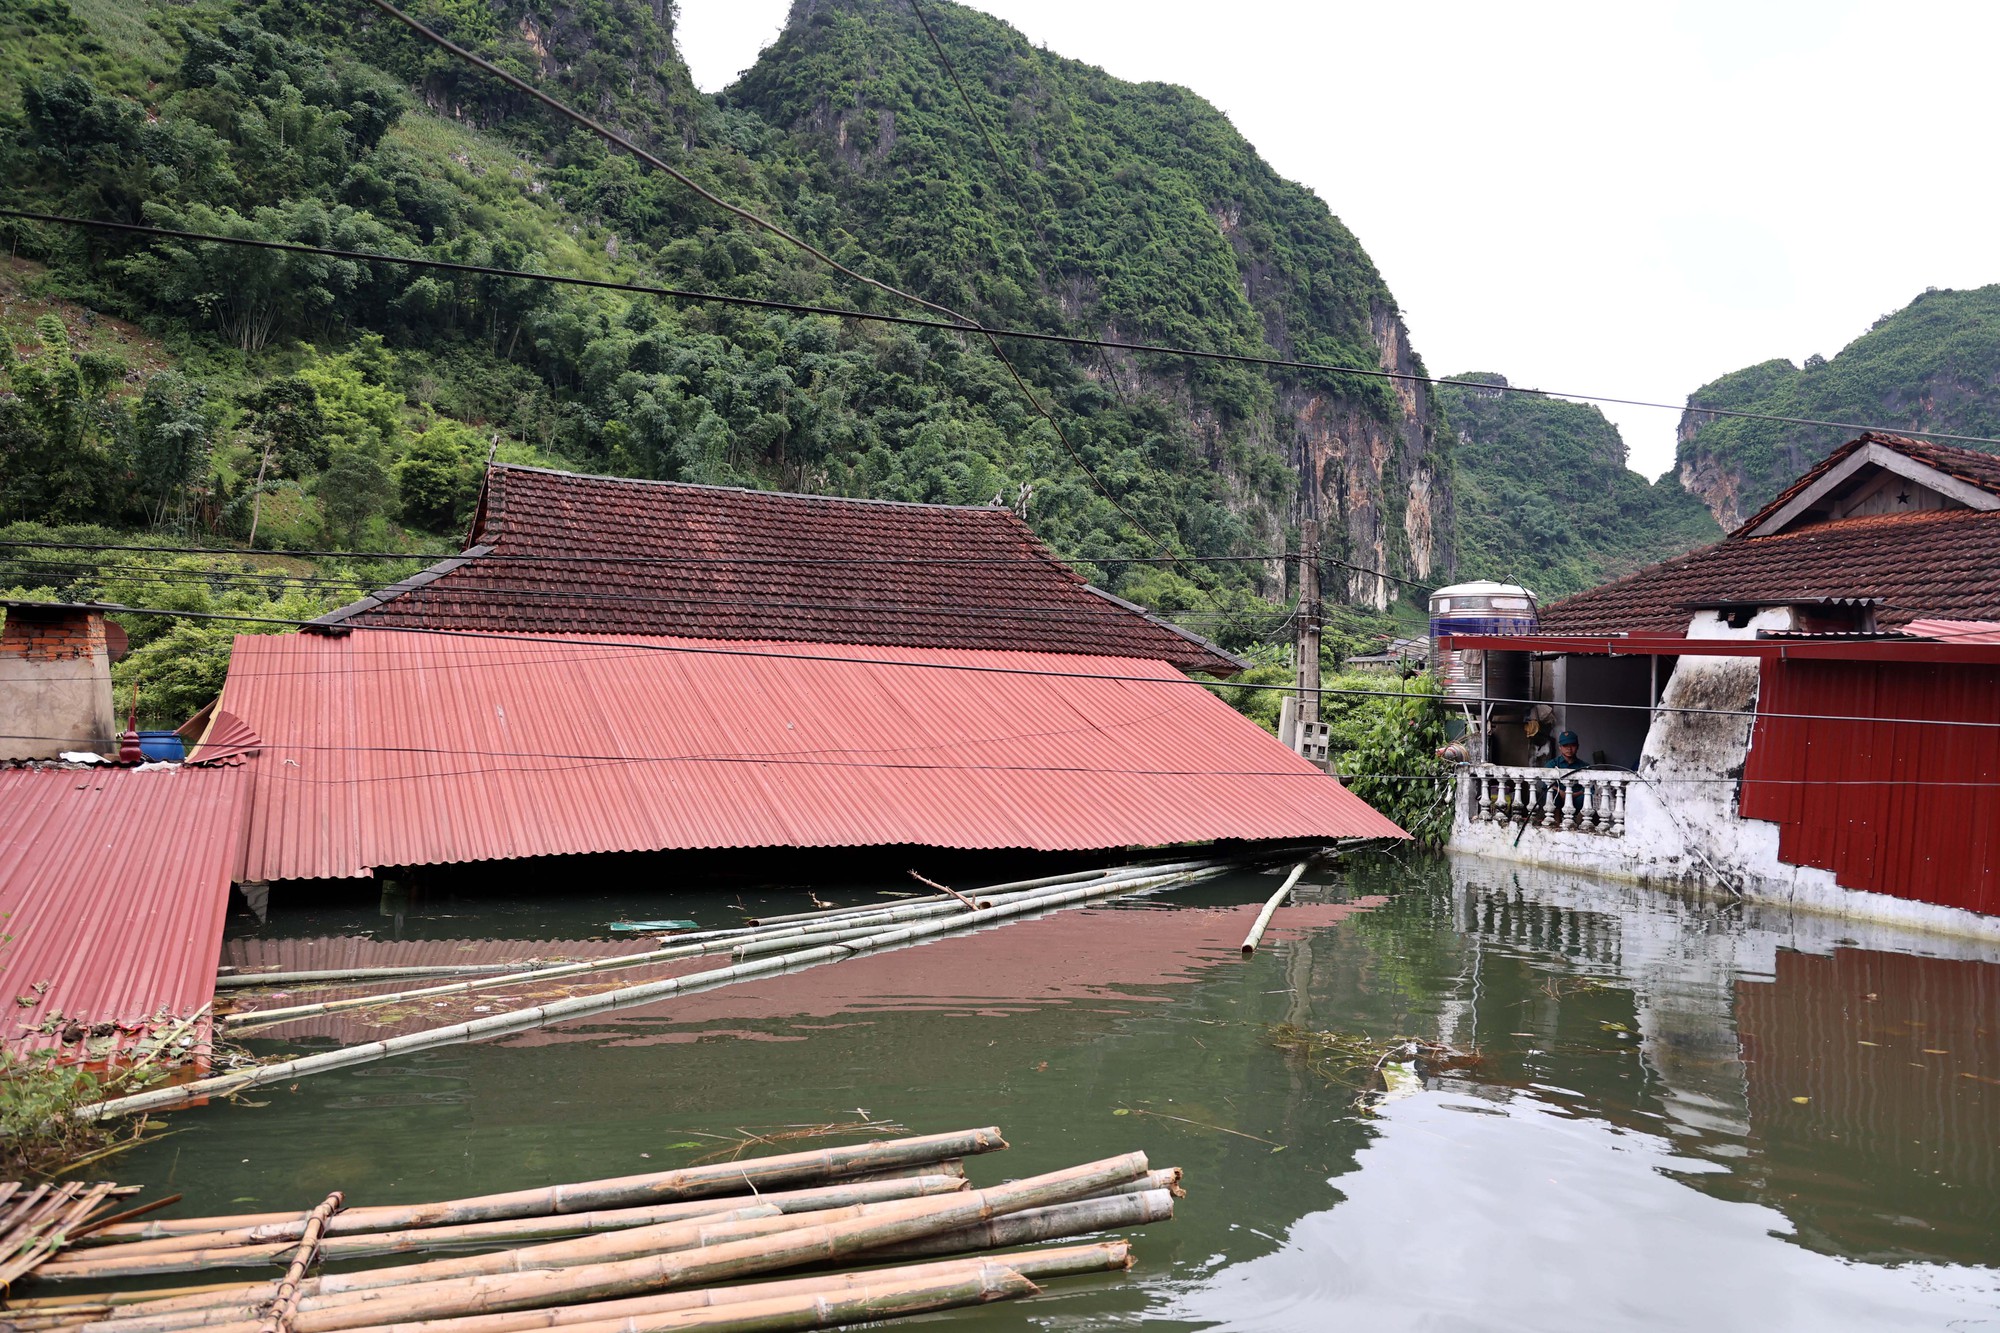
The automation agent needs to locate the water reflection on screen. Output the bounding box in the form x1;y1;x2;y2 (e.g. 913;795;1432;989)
136;853;2000;1330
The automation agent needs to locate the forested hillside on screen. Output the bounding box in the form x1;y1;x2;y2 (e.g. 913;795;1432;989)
0;0;1458;720
1441;375;1719;601
1677;285;2000;527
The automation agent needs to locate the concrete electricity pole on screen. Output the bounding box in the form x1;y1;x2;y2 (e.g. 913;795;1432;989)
1295;519;1321;731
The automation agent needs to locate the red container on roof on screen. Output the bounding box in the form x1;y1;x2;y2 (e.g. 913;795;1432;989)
0;764;249;1060
218;631;1404;883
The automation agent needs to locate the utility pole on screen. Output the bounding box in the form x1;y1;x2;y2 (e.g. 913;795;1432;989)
1296;519;1321;731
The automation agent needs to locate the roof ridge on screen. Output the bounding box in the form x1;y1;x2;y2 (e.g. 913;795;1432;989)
489;463;1022;515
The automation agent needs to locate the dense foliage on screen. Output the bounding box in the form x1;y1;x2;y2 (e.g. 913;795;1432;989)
1439;374;1720;600
1677;285;2000;524
1321;670;1453;846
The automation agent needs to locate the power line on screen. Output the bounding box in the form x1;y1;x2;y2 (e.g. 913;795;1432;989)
11;207;1996;452
356;1;1180;562
19;597;2000;728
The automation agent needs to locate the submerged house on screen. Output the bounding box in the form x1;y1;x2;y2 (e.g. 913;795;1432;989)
1444;433;2000;936
217;465;1403;886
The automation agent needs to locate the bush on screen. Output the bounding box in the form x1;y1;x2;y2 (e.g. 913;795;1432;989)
1323;670;1453;846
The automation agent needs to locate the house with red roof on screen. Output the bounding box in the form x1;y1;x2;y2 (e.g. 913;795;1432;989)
1441;433;2000;937
215;465;1404;887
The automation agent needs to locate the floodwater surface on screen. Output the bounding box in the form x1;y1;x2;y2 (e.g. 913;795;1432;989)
126;853;2000;1331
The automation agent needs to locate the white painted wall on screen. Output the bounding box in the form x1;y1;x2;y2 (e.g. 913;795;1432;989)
1451;650;2000;944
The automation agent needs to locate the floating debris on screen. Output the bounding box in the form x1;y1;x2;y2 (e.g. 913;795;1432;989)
1268;1024;1483;1112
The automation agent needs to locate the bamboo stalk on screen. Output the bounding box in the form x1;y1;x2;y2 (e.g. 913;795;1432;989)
70;1178;967;1266
1074;1168;1182;1202
743;857;1215;927
855;1187;1174;1260
504;1262;1037;1333
78;1155;1148;1333
33;1205;786;1284
221;863;1203;1035
543;1262;1036;1333
1239;861;1310;955
83;1131;1005;1241
84;860;1235;1121
315;1245;1129;1333
256;1193;341;1333
216;966;555;989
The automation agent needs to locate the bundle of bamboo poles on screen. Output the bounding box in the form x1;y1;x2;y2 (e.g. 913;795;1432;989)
79;856;1266;1123
3;1129;1181;1333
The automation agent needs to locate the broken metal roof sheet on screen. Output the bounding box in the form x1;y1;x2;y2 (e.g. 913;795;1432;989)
0;765;249;1060
218;630;1404;883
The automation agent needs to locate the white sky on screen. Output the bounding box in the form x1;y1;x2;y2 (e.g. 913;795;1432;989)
675;1;2000;480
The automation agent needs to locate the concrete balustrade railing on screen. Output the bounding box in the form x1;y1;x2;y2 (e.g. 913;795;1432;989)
1464;764;1630;837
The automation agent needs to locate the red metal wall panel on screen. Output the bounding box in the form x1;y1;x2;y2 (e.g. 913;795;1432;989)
0;765;249;1059
219;633;1406;883
1742;659;2000;914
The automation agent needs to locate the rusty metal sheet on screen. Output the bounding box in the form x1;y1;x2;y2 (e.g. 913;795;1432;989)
218;632;1406;883
0;765;249;1059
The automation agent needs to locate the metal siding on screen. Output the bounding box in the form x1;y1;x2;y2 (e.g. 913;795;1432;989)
220;633;1406;883
0;766;248;1058
1741;659;2000;914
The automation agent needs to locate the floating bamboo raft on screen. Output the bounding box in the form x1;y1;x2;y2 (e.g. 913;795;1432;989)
1;1128;1182;1333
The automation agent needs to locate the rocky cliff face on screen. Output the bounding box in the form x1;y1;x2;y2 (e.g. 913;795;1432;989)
730;0;1454;607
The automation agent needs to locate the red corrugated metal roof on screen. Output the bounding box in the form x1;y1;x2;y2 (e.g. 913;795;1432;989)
0;765;249;1060
315;465;1241;676
218;631;1404;883
1907;618;2000;645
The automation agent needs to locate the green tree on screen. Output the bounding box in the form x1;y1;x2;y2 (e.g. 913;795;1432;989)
129;373;214;529
317;447;394;545
0;316;123;524
396;417;483;533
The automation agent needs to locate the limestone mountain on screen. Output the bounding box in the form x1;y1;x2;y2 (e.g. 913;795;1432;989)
1440;374;1719;602
1677;285;2000;528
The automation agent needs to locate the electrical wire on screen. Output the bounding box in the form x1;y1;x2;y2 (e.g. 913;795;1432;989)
355;0;1181;562
11;597;1999;728
10;207;1997;453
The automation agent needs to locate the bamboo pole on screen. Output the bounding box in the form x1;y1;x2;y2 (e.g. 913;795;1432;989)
257;1194;341;1333
516;1262;1036;1333
84;861;1234;1122
75;1170;1145;1331
69;1178;968;1266
76;1156;1149;1333
33;1205;787;1284
1074;1168;1182;1202
215;966;554;990
224;859;1219;1034
84;1132;1005;1241
741;860;1207;926
1239;861;1310;956
314;1246;1129;1333
856;1188;1174;1260
501;1262;1036;1333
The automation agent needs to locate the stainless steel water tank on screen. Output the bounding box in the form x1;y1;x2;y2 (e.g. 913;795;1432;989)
1429;581;1538;703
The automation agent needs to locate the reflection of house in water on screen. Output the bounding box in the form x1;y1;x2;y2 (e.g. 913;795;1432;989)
1445;855;2000;1264
1442;434;2000;938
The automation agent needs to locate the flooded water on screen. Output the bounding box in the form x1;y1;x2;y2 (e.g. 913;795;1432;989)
126;852;2000;1331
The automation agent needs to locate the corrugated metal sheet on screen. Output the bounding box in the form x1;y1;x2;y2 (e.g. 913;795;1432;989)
1740;658;2000;914
1907;618;2000;645
218;936;657;973
0;765;249;1060
219;632;1406;883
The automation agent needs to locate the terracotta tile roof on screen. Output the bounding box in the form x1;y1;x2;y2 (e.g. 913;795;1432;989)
1540;507;2000;635
1732;432;2000;537
320;466;1239;676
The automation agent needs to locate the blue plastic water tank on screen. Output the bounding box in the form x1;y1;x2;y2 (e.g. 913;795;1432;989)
137;730;186;762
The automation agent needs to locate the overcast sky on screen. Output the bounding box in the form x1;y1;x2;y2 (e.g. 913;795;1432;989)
675;1;1999;480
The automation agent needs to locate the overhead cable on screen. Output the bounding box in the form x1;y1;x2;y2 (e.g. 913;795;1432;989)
9;208;1996;451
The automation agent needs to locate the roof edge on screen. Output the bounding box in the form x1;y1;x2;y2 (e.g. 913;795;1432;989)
1081;583;1249;676
484;463;1024;515
310;545;497;627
